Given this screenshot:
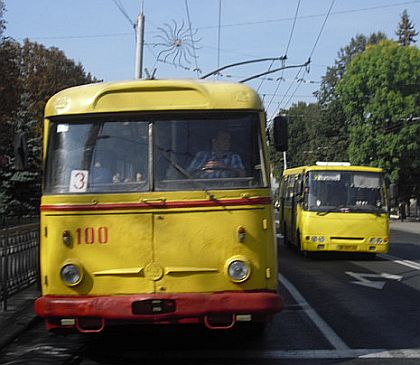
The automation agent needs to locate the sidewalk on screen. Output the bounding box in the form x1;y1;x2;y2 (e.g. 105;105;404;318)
0;284;41;350
390;219;420;235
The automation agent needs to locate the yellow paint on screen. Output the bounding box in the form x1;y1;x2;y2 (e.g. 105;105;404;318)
40;80;279;299
280;165;390;254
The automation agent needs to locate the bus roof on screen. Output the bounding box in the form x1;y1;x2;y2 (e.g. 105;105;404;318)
45;79;264;117
282;165;384;175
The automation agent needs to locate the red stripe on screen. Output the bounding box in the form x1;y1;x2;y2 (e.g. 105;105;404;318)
41;197;272;212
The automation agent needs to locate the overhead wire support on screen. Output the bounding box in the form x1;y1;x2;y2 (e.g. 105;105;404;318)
200;56;287;79
239;59;310;83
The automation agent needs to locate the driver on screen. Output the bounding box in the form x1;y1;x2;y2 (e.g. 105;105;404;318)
187;130;245;178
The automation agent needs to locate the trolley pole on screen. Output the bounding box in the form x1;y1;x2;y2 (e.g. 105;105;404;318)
134;3;145;79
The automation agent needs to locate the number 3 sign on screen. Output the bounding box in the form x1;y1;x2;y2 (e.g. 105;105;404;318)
70;170;89;192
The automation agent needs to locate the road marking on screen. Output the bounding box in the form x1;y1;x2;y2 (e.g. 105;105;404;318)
345;271;403;289
380;254;420;271
279;274;350;350
128;348;420;359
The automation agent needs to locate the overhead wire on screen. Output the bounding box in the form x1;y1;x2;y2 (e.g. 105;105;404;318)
257;0;301;94
184;0;201;77
26;1;420;41
272;0;336;117
112;0;135;29
264;0;301;109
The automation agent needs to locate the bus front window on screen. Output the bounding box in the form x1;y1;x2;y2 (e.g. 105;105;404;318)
45;120;149;194
154;113;265;191
307;171;387;213
45;112;266;194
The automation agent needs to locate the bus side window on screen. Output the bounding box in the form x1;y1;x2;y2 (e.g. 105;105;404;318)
284;175;294;206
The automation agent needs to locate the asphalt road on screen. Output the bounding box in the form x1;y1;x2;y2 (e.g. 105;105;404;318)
0;221;419;365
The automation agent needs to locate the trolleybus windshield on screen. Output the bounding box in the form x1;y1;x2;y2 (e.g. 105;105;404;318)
306;170;387;214
45;112;265;194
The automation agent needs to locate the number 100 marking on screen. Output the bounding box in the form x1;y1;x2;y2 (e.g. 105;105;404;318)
76;227;108;244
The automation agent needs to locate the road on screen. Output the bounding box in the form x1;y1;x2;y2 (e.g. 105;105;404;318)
0;221;419;364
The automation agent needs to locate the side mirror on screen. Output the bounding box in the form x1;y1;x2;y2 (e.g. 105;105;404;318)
14;132;28;170
272;115;288;151
389;183;398;201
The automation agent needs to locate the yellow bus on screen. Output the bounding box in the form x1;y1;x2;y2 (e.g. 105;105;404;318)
279;163;389;257
33;79;286;333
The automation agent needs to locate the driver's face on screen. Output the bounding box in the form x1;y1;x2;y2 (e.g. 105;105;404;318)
213;132;231;152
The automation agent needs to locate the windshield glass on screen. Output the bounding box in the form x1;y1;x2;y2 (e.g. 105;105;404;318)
306;170;387;213
45;112;265;194
154;113;264;191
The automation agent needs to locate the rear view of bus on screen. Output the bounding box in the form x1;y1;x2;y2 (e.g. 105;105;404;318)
279;163;389;257
35;80;284;333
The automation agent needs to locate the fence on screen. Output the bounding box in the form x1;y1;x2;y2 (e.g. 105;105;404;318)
0;223;40;311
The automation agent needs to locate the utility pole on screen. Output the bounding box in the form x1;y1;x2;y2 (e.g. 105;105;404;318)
135;1;145;79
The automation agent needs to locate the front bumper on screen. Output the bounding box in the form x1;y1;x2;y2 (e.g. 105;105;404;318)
35;291;283;331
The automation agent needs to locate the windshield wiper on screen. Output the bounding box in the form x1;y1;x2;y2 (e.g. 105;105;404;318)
347;206;384;216
156;146;216;200
315;205;346;216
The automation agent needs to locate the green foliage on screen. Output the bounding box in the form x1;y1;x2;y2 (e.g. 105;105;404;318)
0;4;99;215
337;40;420;200
270;102;321;176
0;0;5;38
315;33;388;164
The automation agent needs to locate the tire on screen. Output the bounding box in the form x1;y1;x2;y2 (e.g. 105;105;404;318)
296;231;306;256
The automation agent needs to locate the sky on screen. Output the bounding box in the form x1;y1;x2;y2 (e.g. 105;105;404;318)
3;0;420;119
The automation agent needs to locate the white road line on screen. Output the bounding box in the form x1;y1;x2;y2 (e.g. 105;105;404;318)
380;254;420;270
279;274;350;351
130;348;420;359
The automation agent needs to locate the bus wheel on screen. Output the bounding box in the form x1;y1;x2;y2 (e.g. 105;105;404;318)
297;233;306;257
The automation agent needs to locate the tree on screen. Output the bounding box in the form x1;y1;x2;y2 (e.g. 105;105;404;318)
337;40;420;201
315;33;387;163
4;40;99;215
271;102;321;175
0;0;5;38
396;9;418;46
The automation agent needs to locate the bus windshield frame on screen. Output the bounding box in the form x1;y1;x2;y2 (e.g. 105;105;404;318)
304;170;388;214
44;111;266;194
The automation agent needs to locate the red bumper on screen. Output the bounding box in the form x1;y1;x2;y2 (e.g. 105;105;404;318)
35;291;283;331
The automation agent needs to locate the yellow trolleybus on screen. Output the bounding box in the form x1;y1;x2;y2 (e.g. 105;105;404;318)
279;163;389;257
34;79;285;333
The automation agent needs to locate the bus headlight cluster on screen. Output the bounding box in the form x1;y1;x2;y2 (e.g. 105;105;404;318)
308;236;325;243
227;259;251;282
369;237;387;244
61;263;83;286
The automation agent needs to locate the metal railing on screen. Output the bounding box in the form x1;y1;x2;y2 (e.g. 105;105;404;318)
0;223;40;311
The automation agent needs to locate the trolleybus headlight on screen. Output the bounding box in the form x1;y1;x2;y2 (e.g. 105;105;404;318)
61;264;83;286
227;259;251;282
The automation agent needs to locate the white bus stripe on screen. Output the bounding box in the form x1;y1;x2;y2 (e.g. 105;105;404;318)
279;274;350;351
